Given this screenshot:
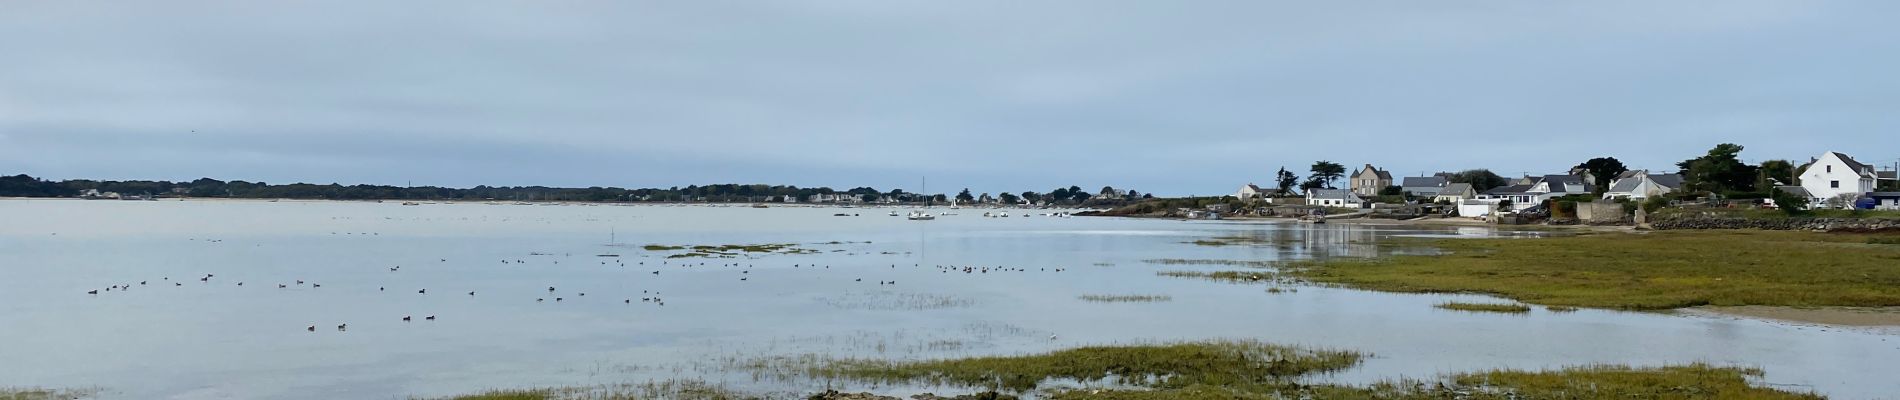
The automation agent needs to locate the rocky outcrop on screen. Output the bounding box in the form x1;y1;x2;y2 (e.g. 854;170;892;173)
1650;217;1900;232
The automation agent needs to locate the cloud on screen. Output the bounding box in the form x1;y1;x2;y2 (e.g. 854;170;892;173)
3;1;1897;195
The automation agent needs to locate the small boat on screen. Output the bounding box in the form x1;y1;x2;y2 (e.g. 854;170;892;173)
751;204;768;208
401;202;420;206
889;210;900;217
907;211;936;221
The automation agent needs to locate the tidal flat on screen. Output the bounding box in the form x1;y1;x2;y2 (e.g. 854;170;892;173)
2;200;1895;399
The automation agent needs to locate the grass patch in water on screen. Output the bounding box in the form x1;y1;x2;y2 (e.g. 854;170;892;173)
1286;230;1900;310
1435;302;1532;314
428;379;763;400
1156;270;1277;283
1142;259;1277;268
1077;295;1172;303
645;243;819;258
749;341;1361;392
1546;305;1580;313
1041;363;1817;399
2;387;99;400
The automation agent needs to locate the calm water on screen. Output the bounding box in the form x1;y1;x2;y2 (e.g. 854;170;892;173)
2;199;1895;399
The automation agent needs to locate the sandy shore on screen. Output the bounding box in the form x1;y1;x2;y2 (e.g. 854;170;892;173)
1689;306;1900;327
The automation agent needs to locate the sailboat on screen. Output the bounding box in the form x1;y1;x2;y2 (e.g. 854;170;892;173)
910;177;935;221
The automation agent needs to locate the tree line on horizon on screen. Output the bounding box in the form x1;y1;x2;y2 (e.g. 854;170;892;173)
0;174;1145;205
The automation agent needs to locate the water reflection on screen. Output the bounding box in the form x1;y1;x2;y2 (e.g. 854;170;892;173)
0;200;1892;399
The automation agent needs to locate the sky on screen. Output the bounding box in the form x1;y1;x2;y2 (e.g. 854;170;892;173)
3;1;1898;196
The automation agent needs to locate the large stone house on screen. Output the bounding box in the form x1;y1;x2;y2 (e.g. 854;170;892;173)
1349;164;1392;197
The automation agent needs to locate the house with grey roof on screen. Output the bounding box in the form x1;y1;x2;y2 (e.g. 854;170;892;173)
1601;171;1683;200
1799;151;1879;208
1474;174;1592;212
1433;183;1476;203
1306;189;1364;208
1400;175;1449;198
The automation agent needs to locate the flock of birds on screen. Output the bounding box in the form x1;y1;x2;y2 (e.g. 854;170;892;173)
86;237;1080;334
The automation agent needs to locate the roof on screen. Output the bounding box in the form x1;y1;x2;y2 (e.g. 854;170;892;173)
1607;178;1643;194
1484;184;1536;195
1540;175;1590;194
1355;164;1393;180
1307;189;1357;200
1648;174;1683;189
1437;183;1474;196
1880;171;1897;180
1401;176;1448;188
1869;192;1900;198
1831;152;1872;175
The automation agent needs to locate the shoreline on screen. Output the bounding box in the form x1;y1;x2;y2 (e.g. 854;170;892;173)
1687;306;1900;328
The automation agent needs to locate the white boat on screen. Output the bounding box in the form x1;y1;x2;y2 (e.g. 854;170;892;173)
907;210;936;220
889;210;900;217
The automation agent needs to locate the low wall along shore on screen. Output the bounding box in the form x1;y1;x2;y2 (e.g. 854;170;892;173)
1652;217;1900;231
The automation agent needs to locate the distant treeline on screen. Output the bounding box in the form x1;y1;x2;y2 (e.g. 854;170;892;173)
0;174;1143;205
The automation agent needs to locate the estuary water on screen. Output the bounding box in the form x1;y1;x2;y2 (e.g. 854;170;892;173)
1;199;1895;399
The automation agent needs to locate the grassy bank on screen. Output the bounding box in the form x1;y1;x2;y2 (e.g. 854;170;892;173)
427;380;762;400
1288;230;1900;310
1042;364;1817;400
2;387;98;400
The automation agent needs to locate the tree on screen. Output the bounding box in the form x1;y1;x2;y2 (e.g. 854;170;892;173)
1573;157;1628;195
1275;167;1298;196
1126;190;1140;199
1770;187;1808;216
956;189;975;204
1308;161;1345;189
1021;192;1041;203
1379;185;1404;196
1447;169;1509;191
999;192;1019;204
1678;143;1759;195
860;194;879;203
1067;186;1087;201
1759;159;1797;189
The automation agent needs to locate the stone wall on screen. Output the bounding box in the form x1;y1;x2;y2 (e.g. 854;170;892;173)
1575;202;1626;224
1650;217;1900;231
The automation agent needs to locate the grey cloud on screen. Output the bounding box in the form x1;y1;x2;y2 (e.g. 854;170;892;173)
4;1;1898;194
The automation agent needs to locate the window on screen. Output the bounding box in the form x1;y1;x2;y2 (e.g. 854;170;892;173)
1831;181;1840;188
1827;165;1833;173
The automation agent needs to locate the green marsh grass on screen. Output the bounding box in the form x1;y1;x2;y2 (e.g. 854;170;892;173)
1287;230;1900;310
1039;363;1818;400
1435;302;1532;314
1077;295;1172;303
745;340;1362;392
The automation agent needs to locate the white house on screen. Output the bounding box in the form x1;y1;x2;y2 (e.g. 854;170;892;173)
1306;189;1363;208
1456;199;1496;218
1476;175;1590;212
1236;184;1266;199
1601;171;1683;200
1799;151;1878;208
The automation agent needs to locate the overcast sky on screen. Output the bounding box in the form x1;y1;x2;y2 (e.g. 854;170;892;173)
3;1;1897;195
